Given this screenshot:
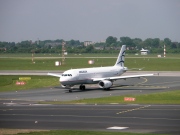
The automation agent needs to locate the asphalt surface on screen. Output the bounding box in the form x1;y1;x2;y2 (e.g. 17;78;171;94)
0;76;180;101
0;104;180;134
0;72;180;134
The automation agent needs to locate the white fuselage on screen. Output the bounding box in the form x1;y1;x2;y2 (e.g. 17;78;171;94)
60;65;125;87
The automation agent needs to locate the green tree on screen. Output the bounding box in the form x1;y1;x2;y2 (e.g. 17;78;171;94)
143;38;152;48
132;38;142;49
85;45;94;53
152;38;160;48
164;38;171;46
120;37;133;46
106;36;117;46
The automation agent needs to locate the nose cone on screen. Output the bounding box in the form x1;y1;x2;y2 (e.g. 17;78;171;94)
60;75;72;85
60;70;76;86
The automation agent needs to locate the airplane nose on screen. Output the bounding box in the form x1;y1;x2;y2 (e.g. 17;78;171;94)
59;77;61;82
60;77;68;85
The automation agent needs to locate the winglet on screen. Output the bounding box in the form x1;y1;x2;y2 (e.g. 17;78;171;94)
114;45;126;67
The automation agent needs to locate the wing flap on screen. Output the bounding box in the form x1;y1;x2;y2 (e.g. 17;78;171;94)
110;74;154;80
92;74;154;82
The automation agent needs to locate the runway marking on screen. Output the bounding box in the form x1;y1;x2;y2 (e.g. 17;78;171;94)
116;105;151;114
114;77;169;89
137;77;148;85
3;103;17;105
115;85;167;89
110;103;119;104
145;80;180;85
135;85;167;88
31;104;52;106
107;126;128;130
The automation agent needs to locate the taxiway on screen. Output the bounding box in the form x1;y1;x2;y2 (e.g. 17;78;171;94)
0;76;180;102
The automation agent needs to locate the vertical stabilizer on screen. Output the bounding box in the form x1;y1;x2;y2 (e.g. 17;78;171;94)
114;45;126;67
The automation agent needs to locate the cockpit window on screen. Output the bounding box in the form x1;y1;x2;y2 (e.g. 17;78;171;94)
62;74;72;77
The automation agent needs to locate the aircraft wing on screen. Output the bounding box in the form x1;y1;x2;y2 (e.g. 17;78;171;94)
92;74;154;82
47;73;62;77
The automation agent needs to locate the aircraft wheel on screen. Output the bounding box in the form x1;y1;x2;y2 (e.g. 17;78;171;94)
69;89;72;93
79;85;86;90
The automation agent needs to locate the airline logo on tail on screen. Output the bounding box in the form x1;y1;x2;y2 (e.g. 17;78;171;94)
117;50;125;66
115;45;126;67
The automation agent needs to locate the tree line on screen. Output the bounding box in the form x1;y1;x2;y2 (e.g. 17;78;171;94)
0;36;180;54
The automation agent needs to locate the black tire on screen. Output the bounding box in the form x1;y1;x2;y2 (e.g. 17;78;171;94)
69;89;72;93
80;85;86;90
104;88;110;90
82;85;86;90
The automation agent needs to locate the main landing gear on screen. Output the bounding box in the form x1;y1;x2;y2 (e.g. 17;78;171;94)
104;87;110;90
79;84;86;90
68;84;86;93
69;89;72;93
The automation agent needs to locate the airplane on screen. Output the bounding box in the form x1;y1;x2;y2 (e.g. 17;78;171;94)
48;45;153;92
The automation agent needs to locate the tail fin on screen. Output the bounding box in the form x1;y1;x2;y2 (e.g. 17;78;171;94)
114;45;126;67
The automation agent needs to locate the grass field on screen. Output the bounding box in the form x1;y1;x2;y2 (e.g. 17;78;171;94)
0;57;180;71
0;53;180;70
0;75;59;92
40;90;180;105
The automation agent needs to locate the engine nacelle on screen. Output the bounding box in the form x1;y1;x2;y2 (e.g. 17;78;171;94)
98;80;112;89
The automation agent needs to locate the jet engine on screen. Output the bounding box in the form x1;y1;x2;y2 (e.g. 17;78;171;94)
98;80;112;89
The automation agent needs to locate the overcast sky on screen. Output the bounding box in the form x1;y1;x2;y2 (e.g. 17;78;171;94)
0;0;180;42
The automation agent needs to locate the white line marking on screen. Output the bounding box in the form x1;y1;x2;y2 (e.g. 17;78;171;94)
31;104;51;106
110;103;119;104
107;126;129;130
3;103;17;105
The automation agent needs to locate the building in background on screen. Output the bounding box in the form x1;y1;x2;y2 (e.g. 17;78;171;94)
84;41;93;46
140;48;149;55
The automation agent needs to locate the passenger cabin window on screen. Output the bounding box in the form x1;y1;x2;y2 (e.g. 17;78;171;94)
62;74;72;77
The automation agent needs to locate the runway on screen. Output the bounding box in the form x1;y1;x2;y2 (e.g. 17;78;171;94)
0;104;180;134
